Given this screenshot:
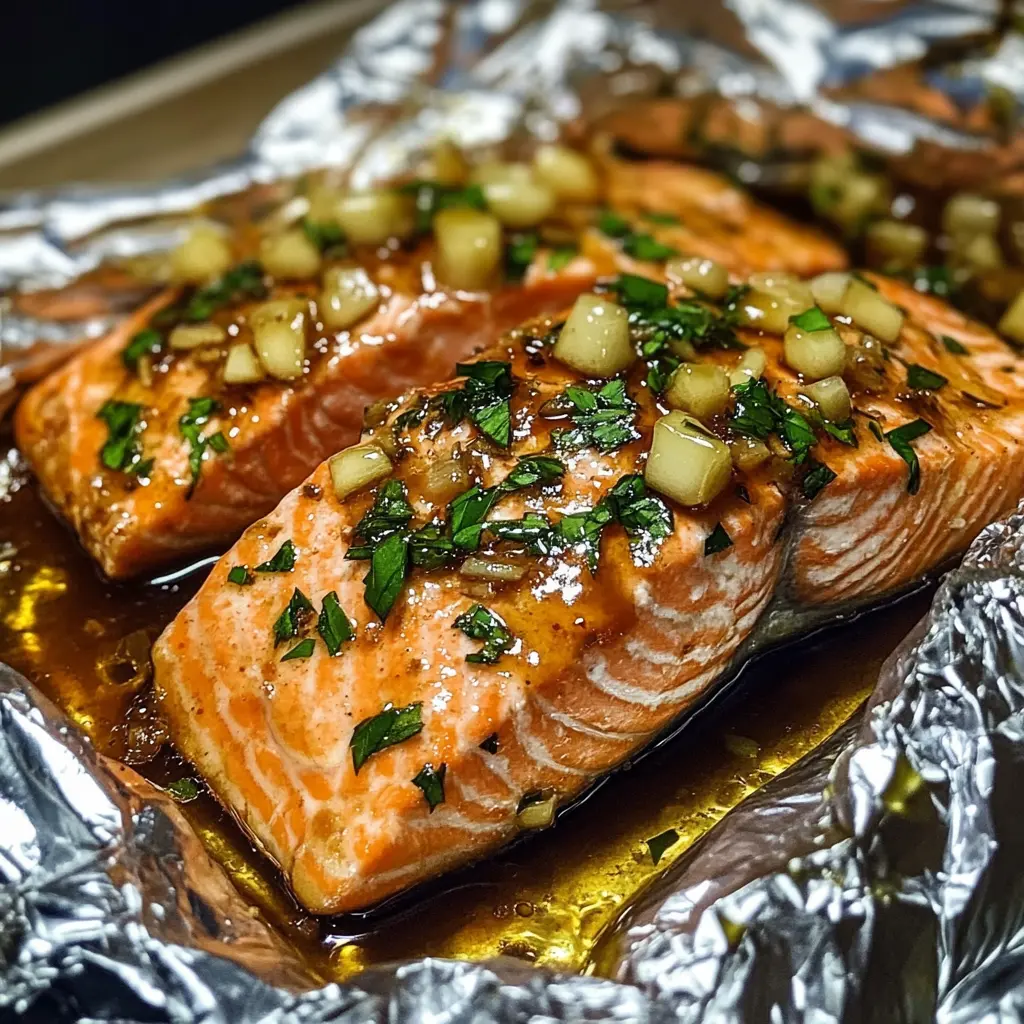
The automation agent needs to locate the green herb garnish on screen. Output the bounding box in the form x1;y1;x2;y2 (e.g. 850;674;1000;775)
553;379;639;454
821;419;858;447
272;588;314;646
440;361;516;447
97;400;147;473
622;233;678;262
121;328;164;371
166;778;201;803
363;530;410;621
500;455;565;491
227;565;253;586
547;246;577;271
350;702;423;773
642;210;680;225
179;397;230;497
704;523;733;556
505;233;538;280
647;828;680;865
454;604;517;664
910;265;955;298
610;273;668;309
255;539;297;573
281;638;316;662
940;334;968;355
885;419;932;495
801;460;837;500
597;210;630;237
400;180;486;234
347;480;414;559
318;590;355;656
790;306;831;333
906;364;948;391
730;378;817;463
302;218;346;253
412;763;446;811
180;261;266;323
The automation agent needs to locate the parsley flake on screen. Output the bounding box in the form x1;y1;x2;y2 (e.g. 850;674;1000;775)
281;638;316;662
400;180;486;234
730;378;817;464
940;334;968;355
347;480;414;559
256;539;297;573
547;246;577;271
363;530;410;621
622;233;678;262
790;306;831;333
885;419;932;495
97;400;148;474
454;604;516;664
175;261;266;324
801;460;837;500
704;523;733;556
273;588;314;646
122;328;164;371
166;778;201;803
906;364;948;391
647;828;680;865
350;702;423;773
318;590;354;656
412;763;447;811
227;565;253;586
179;397;230;497
505;232;538;280
553;380;639;454
440;361;516;447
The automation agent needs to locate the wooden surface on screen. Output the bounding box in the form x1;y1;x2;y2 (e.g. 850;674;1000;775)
0;0;383;191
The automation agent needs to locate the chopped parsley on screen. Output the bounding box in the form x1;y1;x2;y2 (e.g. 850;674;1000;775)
179;397;229;497
642;210;680;225
166;778;201;803
318;590;354;656
730;378;817;463
281;638;316;662
801;460;837;500
121;328;163;371
302;218;346;253
909;265;955;298
400;180;486;234
789;306;831;333
906;364;948;391
940;334;968;355
597;210;630;237
704;523;733;556
500;455;565;491
272;588;314;646
350;702;423;773
173;261;267;324
256;539;297;573
440;361;516;447
227;565;254;586
609;272;742;392
821;419;858;447
479;733;500;754
454;604;516;664
347;480;414;559
97;400;148;474
547;246;577;271
412;763;446;811
363;530;410;621
505;232;538;280
646;828;680;865
553;379;639;454
885;419;932;495
622;233;678;262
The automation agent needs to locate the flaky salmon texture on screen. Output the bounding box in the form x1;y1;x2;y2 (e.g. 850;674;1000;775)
14;157;844;580
154;262;1024;915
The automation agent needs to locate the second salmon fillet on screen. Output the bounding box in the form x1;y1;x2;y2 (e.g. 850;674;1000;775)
15;154;844;579
154;262;1024;914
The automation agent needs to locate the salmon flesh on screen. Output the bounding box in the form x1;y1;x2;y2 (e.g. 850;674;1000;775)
154;267;1024;915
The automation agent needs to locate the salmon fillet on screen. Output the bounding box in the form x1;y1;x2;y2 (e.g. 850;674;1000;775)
14;159;845;579
154;268;1024;915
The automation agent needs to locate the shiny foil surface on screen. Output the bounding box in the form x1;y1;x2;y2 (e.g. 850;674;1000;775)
2;0;1024;1020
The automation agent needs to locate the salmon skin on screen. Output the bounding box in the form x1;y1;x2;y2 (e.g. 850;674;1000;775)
154;265;1024;916
14;158;845;579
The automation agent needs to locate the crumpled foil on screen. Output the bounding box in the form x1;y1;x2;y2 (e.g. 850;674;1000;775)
4;0;1024;1020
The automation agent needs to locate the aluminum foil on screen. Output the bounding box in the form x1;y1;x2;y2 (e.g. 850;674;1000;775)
4;0;1024;1020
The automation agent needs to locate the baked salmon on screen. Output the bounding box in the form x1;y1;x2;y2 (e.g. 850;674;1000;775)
15;156;845;579
153;265;1024;915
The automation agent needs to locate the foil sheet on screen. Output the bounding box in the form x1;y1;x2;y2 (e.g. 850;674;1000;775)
3;0;1024;1020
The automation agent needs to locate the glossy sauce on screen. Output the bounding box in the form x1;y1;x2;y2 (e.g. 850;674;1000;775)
0;441;932;981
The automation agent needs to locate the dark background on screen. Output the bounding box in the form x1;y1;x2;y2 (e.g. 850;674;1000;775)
0;1;306;127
